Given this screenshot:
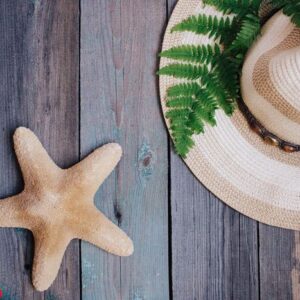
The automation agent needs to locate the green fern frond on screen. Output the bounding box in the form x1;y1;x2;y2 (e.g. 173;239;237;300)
171;14;234;43
172;134;195;158
166;97;194;108
187;113;205;134
192;103;217;126
283;3;300;27
229;14;260;52
165;108;190;119
190;89;218;127
171;123;194;135
160;44;221;64
203;0;261;15
271;0;296;8
170;117;190;128
195;88;219;108
269;0;285;8
166;83;203;98
212;55;241;99
170;112;196;156
158;64;210;80
270;0;300;26
204;74;236;116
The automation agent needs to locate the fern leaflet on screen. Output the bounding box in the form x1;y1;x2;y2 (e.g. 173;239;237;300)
158;64;210;80
160;44;221;64
203;0;261;15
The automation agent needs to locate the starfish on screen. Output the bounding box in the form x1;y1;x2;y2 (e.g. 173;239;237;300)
0;127;134;291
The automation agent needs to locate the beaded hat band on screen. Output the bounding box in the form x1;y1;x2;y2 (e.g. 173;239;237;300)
241;12;300;149
239;99;300;153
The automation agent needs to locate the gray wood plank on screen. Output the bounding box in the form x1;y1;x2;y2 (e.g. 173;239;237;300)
167;1;259;299
0;1;80;299
80;0;169;299
259;226;300;300
170;154;259;300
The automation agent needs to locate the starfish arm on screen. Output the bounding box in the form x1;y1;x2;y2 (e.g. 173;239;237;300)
13;127;62;187
74;205;133;256
0;194;30;229
32;227;72;292
67;143;122;197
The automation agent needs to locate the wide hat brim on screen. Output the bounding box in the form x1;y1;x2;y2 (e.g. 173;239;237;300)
159;0;300;230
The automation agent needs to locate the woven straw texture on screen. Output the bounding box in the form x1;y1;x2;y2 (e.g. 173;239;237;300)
159;0;300;230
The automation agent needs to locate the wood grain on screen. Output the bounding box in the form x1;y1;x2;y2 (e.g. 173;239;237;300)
0;0;80;299
80;0;169;299
259;226;300;300
170;153;259;300
1;1;300;299
167;1;259;299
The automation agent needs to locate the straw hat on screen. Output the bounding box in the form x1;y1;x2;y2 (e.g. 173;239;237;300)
159;0;300;230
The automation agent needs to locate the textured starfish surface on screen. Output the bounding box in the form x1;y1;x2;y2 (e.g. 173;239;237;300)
0;127;133;291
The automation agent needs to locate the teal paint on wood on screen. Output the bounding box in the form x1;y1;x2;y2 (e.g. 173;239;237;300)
80;0;169;299
81;258;99;290
137;141;155;184
0;283;16;300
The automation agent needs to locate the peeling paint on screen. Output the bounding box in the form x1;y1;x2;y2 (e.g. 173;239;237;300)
27;0;37;17
15;228;27;234
29;0;40;4
137;142;155;183
81;258;98;289
112;127;121;141
133;288;145;300
45;293;59;300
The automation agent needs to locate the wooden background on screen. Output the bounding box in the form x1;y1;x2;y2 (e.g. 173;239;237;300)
0;0;299;299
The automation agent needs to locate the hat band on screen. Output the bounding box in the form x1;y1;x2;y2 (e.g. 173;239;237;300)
239;99;300;153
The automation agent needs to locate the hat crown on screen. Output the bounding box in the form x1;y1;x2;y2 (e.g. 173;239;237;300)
242;12;300;145
270;46;300;108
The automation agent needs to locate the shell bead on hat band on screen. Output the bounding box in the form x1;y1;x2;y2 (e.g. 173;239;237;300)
239;99;300;153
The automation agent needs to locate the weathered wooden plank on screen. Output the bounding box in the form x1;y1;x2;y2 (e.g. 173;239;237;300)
80;0;169;299
259;226;300;300
170;153;259;300
166;1;259;299
0;1;80;299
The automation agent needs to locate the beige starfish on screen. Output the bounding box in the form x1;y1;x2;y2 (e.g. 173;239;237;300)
0;127;133;291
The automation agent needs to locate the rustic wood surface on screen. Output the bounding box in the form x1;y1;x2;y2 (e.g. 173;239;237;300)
80;0;169;299
0;1;80;299
0;0;299;299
